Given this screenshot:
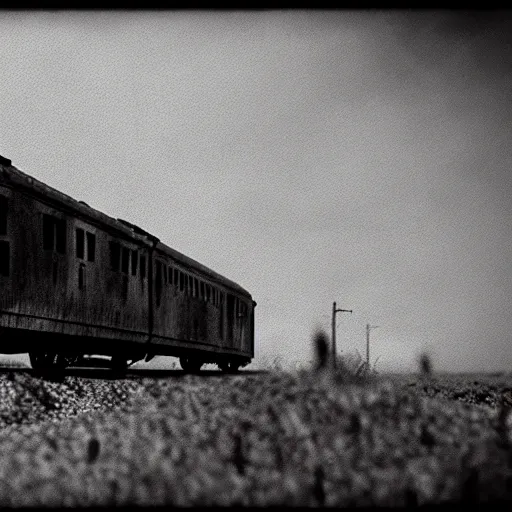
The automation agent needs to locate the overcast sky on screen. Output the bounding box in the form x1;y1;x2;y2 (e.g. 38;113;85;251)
1;11;511;373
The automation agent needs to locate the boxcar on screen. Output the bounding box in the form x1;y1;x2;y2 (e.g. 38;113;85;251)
0;154;255;372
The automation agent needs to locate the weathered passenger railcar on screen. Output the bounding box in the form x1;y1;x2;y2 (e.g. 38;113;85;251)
0;154;255;372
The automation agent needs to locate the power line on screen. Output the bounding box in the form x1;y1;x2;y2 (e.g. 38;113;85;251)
331;302;352;369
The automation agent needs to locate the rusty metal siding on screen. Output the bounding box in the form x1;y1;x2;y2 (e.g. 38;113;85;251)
152;254;222;346
155;241;251;298
0;157;255;361
0;185;149;348
150;249;254;360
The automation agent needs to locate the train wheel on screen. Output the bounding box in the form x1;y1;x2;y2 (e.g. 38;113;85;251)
217;361;229;372
218;361;240;374
54;354;73;369
180;357;203;374
228;361;241;373
29;352;59;370
111;356;128;372
29;352;46;370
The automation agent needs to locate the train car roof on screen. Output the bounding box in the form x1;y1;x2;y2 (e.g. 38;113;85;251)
155;241;251;297
0;155;252;299
0;157;146;244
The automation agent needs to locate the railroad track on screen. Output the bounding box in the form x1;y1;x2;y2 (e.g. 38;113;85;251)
0;365;268;380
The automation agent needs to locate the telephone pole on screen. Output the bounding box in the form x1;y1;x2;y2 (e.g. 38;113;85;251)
366;323;379;367
332;302;352;369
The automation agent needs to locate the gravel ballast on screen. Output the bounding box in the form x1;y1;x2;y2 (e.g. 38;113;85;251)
0;369;511;506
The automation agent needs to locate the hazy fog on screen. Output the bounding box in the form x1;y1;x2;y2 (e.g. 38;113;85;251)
1;11;511;372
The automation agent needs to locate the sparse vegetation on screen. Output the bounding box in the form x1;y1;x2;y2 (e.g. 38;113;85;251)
332;349;380;384
0;335;510;506
418;352;433;378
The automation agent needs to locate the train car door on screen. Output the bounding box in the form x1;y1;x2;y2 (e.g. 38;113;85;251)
238;299;249;353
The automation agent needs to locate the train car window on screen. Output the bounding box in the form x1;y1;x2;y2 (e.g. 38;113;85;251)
179;271;185;292
194;278;199;298
163;265;167;285
109;241;120;271
183;273;188;295
76;228;85;259
121;247;130;274
200;281;205;299
168;266;173;286
0;196;8;235
173;268;178;287
42;215;55;251
206;284;211;303
86;232;96;262
140;254;146;279
43;214;66;254
189;276;194;296
131;250;138;276
227;294;234;332
0;240;9;276
55;219;66;254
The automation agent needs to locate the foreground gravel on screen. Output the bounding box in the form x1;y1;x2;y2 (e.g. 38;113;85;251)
395;372;512;410
0;372;142;429
0;369;511;506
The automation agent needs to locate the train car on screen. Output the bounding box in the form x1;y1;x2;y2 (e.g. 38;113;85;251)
0;154;255;372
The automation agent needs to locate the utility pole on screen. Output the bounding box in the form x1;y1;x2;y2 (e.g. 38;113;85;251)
366;323;379;368
332;302;353;369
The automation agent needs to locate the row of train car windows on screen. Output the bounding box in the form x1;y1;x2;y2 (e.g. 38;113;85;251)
75;228;96;262
40;217;143;280
42;217;98;263
0;206;250;317
108;244;227;310
155;260;240;308
109;241;147;278
155;260;223;307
